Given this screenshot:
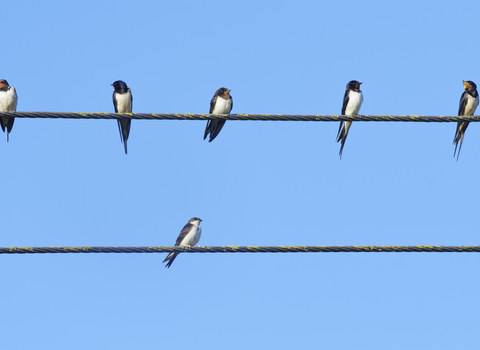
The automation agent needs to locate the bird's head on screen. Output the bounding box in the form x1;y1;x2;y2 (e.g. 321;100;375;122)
189;217;203;225
112;80;129;92
216;87;231;97
347;80;362;91
463;80;477;92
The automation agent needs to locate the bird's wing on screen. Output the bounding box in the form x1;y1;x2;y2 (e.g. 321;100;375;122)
113;91;119;113
209;94;218;114
341;89;350;115
174;223;194;246
458;91;467;116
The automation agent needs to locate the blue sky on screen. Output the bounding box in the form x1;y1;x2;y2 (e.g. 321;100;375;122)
2;0;480;349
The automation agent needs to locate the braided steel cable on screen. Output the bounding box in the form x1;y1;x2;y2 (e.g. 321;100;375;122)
1;245;479;254
1;111;479;122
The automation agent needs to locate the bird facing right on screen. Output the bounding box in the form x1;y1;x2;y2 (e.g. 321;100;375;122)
204;87;233;142
453;80;478;160
0;79;18;142
163;217;202;268
337;80;363;159
112;80;133;154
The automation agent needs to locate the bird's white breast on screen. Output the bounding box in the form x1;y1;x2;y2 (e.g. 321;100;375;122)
345;91;363;115
115;90;132;113
212;96;232;114
0;87;17;112
181;225;202;247
463;93;479;115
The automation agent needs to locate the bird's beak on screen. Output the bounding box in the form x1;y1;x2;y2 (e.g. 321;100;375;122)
463;81;470;89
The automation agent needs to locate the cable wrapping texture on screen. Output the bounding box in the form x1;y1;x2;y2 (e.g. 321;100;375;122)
1;245;479;254
1;111;480;123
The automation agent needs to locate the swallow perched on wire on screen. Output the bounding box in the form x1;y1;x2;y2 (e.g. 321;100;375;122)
0;79;18;142
453;80;478;160
204;87;233;142
112;80;133;154
163;217;202;268
337;80;363;159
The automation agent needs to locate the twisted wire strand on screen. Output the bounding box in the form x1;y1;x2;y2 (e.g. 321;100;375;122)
1;245;479;254
0;111;479;122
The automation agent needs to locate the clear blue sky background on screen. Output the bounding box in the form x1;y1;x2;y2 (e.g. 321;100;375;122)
2;0;479;348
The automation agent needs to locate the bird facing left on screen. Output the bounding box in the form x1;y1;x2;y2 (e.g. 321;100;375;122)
0;79;18;142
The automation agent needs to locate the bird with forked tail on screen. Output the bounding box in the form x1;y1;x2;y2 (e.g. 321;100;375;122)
337;80;363;159
453;80;478;160
112;80;133;154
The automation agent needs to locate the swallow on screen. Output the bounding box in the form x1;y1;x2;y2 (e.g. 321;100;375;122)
0;79;18;142
204;87;233;142
337;80;363;159
112;80;133;154
453;80;479;160
163;217;202;268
